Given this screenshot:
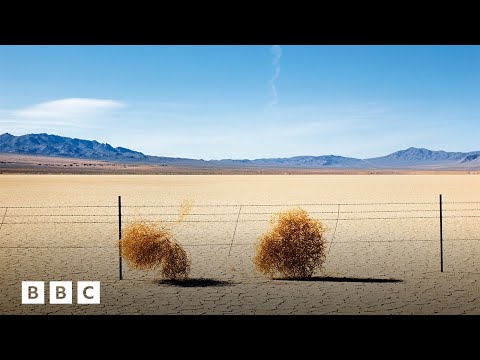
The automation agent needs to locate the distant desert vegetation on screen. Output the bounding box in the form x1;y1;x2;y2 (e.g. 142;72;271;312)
1;153;479;175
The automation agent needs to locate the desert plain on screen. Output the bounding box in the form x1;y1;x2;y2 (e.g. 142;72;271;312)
1;174;480;314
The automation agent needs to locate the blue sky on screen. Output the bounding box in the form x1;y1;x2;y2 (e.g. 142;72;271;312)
1;45;480;159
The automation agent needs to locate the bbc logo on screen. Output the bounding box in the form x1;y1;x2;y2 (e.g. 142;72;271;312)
22;281;100;304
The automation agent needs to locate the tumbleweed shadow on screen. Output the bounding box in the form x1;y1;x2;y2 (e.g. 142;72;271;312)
276;276;402;283
156;278;234;287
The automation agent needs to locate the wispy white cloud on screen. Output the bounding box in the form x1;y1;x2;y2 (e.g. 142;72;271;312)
14;98;124;119
0;98;124;135
268;45;282;107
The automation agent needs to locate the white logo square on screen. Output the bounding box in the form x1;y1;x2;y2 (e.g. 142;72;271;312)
77;281;100;304
22;281;45;304
49;281;73;304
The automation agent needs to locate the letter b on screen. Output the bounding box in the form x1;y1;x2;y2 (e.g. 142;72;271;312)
50;281;73;304
22;281;44;304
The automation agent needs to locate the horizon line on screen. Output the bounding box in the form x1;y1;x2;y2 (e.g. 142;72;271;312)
1;132;480;161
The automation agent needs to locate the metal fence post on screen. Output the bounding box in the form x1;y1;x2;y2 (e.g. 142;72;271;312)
118;195;123;280
440;194;443;272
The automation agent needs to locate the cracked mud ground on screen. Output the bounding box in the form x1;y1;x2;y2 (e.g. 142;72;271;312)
1;175;479;314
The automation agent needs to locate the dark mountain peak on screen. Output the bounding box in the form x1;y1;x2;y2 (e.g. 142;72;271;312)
0;133;146;161
216;154;367;168
461;153;480;163
366;146;474;167
25;133;68;144
394;147;432;156
380;147;466;161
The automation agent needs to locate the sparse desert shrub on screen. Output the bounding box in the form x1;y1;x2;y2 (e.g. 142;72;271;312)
121;221;190;280
254;208;327;278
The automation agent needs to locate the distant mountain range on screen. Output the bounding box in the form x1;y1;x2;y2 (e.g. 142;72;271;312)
1;132;480;170
0;133;146;161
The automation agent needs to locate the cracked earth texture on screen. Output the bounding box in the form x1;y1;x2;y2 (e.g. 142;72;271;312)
1;175;479;314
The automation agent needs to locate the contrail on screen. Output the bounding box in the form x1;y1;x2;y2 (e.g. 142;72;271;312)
269;45;282;107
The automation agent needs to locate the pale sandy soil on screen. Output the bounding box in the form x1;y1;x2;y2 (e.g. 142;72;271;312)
0;174;479;314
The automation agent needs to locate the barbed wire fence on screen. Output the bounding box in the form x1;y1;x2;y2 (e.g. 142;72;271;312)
1;195;480;279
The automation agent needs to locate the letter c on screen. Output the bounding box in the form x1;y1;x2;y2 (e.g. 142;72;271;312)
83;286;94;299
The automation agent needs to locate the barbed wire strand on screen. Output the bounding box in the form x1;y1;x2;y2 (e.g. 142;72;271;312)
3;201;480;210
0;205;117;209
4;208;480;219
0;216;455;225
3;209;458;216
0;202;444;209
0;245;113;248
2;238;480;249
121;202;440;207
